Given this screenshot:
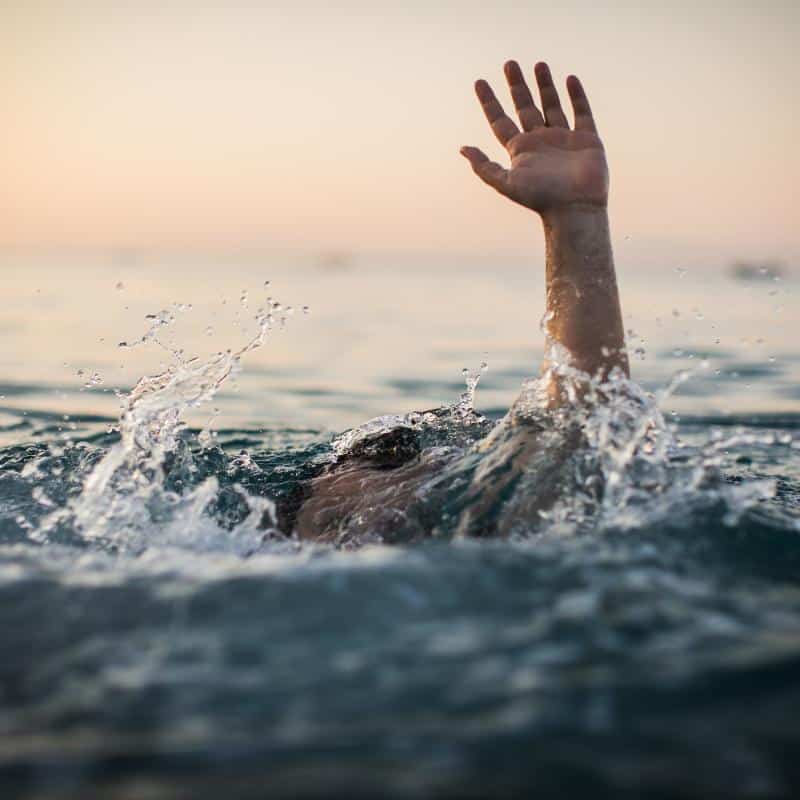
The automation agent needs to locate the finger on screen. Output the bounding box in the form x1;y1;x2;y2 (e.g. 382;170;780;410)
460;146;511;195
474;79;520;148
566;74;597;134
534;62;569;128
503;60;544;131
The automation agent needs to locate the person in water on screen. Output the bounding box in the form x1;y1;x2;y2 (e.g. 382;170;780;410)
277;60;629;542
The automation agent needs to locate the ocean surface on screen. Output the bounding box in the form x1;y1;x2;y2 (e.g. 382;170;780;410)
0;252;798;798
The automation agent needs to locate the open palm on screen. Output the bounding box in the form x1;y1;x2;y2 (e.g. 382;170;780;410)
461;61;608;213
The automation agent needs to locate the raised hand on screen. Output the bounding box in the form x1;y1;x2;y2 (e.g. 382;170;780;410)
461;61;608;215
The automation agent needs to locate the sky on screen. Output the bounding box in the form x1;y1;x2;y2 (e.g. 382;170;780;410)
2;1;798;265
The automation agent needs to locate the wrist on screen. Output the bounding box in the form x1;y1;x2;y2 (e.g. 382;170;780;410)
540;202;608;230
541;203;613;282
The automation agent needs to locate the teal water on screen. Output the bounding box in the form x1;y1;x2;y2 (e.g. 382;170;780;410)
0;255;798;798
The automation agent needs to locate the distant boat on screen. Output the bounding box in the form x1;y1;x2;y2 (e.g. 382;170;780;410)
729;261;786;281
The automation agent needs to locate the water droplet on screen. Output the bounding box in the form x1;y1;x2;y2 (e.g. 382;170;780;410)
115;281;124;290
675;267;688;278
118;341;128;348
302;306;311;315
672;309;680;318
694;312;704;320
263;280;271;288
205;326;214;336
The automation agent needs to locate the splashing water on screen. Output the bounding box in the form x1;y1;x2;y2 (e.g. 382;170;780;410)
329;360;490;461
33;301;285;554
0;262;778;584
22;297;777;555
332;325;778;544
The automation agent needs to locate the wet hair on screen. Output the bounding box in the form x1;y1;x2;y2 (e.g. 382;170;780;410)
336;425;421;469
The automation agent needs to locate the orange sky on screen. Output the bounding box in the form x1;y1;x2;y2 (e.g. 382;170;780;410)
2;1;798;263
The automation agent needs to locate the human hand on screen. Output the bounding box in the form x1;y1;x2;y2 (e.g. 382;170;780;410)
461;61;608;215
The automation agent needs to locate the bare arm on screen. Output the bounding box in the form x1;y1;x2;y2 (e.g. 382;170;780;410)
461;61;628;400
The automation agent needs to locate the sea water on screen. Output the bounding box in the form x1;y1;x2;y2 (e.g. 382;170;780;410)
0;255;798;798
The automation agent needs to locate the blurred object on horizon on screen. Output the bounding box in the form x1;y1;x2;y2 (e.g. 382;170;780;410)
316;250;355;271
729;261;787;282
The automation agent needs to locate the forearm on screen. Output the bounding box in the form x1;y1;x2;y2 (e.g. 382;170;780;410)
540;205;629;389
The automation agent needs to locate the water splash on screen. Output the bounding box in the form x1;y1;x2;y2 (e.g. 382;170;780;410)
19;294;778;553
457;361;488;418
33;300;286;554
398;343;778;541
330;363;490;460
